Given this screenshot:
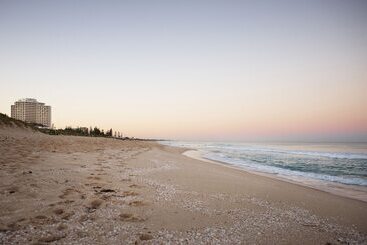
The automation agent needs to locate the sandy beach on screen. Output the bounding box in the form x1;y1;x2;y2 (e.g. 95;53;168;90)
1;126;366;244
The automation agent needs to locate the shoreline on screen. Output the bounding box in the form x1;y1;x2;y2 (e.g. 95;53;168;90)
182;149;367;203
1;128;367;244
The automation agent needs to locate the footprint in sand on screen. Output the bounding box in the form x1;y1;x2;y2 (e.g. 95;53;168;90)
57;223;68;231
53;208;64;215
38;234;66;243
121;191;139;197
42;208;74;221
86;198;104;211
4;217;29;231
119;213;145;222
58;211;74;220
34;215;47;220
99;188;116;193
6;222;20;231
128;200;146;207
87;176;102;180
139;233;153;241
8;186;19;194
129;184;143;189
59;188;81;199
30;215;55;226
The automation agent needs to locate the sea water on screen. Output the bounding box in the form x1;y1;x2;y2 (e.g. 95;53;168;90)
160;141;367;188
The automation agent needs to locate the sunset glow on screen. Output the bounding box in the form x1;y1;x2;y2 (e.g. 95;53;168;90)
1;0;366;141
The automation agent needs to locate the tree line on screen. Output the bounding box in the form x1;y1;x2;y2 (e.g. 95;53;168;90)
0;113;156;141
41;126;127;139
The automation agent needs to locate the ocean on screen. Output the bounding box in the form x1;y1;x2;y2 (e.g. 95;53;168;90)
160;141;367;189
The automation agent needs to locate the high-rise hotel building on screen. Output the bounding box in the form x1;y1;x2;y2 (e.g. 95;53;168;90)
11;98;51;127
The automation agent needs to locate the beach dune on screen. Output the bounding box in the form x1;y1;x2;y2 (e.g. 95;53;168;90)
0;126;366;244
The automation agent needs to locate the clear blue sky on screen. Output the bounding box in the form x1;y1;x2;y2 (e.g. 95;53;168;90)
1;0;366;141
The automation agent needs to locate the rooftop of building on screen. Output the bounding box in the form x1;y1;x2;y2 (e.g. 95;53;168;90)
16;98;39;103
15;98;50;106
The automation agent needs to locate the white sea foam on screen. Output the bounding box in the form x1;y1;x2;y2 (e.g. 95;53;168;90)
204;153;367;186
160;141;367;187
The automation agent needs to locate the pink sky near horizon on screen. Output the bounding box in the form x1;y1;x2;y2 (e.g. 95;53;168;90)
0;1;366;141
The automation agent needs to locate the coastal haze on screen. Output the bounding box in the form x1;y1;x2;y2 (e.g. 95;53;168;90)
1;0;367;141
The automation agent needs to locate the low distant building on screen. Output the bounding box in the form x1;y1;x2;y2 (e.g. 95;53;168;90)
11;98;51;127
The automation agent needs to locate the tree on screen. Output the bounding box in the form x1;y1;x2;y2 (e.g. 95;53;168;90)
93;127;101;136
106;128;113;137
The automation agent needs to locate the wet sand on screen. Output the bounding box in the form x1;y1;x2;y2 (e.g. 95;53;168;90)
183;150;367;203
0;126;366;244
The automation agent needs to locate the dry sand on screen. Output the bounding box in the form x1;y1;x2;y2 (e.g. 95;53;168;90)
0;126;366;244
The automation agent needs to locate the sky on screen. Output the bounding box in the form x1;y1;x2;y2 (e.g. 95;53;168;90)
0;0;366;141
